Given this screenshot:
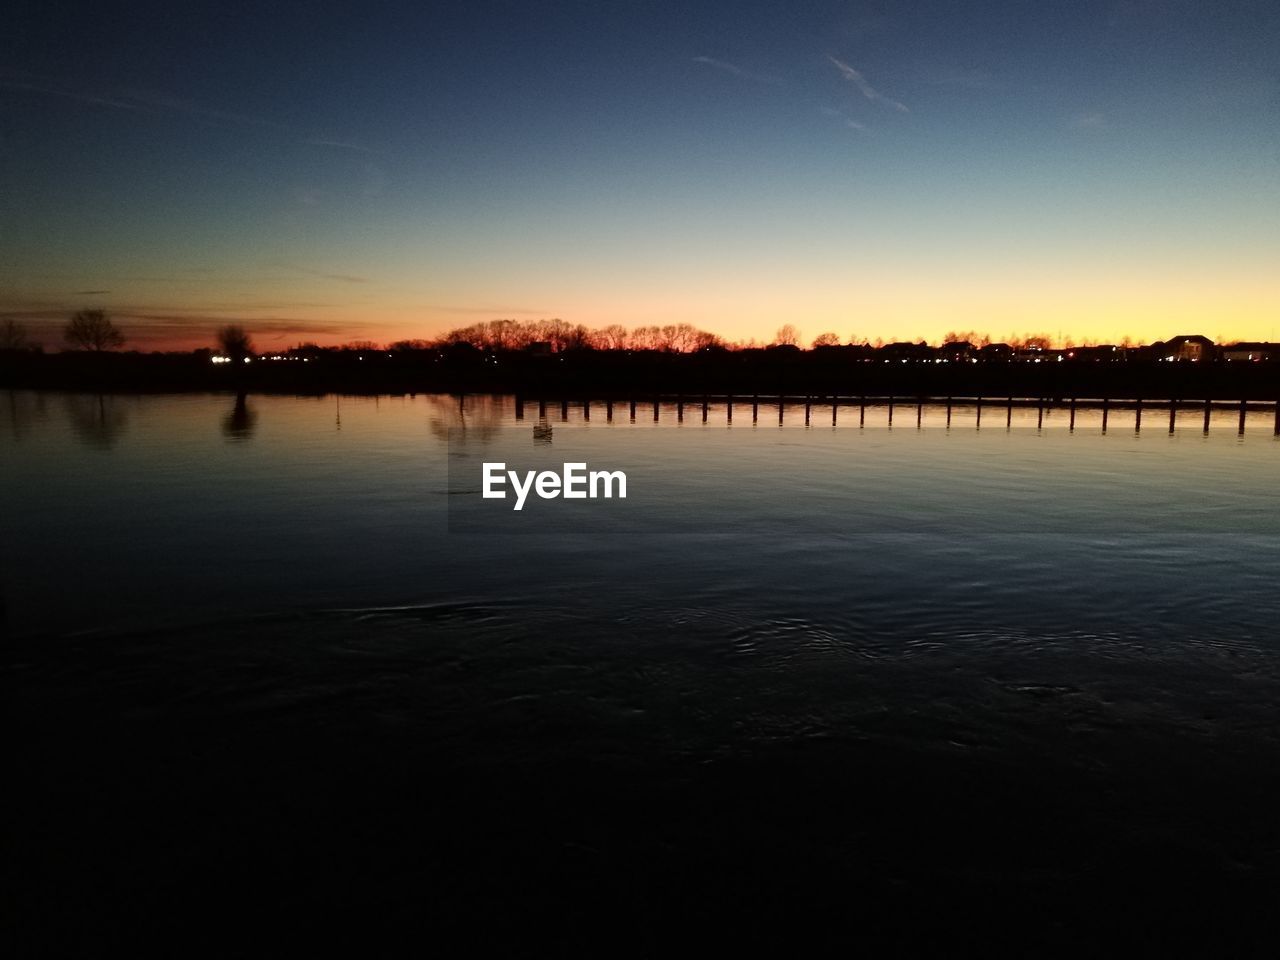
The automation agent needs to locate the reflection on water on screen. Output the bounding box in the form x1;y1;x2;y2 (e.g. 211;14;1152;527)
221;391;257;441
3;389;49;441
63;393;130;449
3;390;1280;949
2;389;1276;637
426;393;506;445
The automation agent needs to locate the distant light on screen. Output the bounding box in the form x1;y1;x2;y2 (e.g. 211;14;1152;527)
242;357;251;363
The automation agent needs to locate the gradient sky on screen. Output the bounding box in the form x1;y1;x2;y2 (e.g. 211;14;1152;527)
2;0;1278;350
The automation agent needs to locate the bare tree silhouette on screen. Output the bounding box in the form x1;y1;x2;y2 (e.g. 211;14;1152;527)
64;310;125;352
216;325;254;362
0;319;32;350
774;324;801;346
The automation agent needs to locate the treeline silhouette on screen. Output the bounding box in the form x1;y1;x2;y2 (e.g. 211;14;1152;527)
1;314;1275;399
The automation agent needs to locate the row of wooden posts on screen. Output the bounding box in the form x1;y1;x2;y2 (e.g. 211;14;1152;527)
514;395;1280;435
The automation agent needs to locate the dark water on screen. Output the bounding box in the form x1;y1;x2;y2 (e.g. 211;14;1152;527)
4;391;1279;953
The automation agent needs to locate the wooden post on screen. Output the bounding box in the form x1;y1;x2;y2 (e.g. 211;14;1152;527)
1068;396;1075;432
653;399;659;422
515;396;524;421
605;400;613;422
1134;397;1142;433
832;396;838;427
676;396;684;422
1239;398;1247;436
583;400;590;421
752;394;759;424
946;397;953;427
560;399;569;421
859;396;866;427
1275;399;1280;436
1006;395;1013;429
888;397;895;426
1203;398;1212;434
727;397;733;424
702;395;709;423
1037;398;1044;430
917;399;923;428
976;397;983;429
538;399;547;419
804;396;811;426
629;399;637;421
1169;397;1177;434
1101;397;1109;433
778;396;784;426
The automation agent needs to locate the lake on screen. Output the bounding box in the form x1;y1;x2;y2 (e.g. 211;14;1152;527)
4;390;1279;952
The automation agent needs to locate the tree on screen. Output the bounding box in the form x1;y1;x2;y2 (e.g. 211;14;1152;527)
0;318;31;350
599;324;630;350
216;324;254;361
811;332;841;348
64;310;125;351
943;330;991;347
774;324;800;346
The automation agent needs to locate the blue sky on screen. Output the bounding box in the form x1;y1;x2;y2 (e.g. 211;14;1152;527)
3;1;1278;348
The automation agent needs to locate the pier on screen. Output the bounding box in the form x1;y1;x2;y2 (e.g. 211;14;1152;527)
514;394;1280;436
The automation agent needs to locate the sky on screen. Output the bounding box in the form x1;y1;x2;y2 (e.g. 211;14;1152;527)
2;0;1278;351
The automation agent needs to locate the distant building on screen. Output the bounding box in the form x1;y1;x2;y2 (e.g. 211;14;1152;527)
1158;334;1215;361
978;343;1013;361
1065;345;1122;361
881;341;932;362
1014;346;1062;362
1220;342;1276;362
939;340;973;361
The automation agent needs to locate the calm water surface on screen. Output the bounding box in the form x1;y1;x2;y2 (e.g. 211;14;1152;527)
4;390;1279;951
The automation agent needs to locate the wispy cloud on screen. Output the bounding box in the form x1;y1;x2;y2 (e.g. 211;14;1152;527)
819;106;866;133
2;73;375;153
303;137;378;154
827;56;909;112
0;75;290;129
271;262;369;284
1;304;363;349
693;56;746;77
691;56;782;85
432;305;552;316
